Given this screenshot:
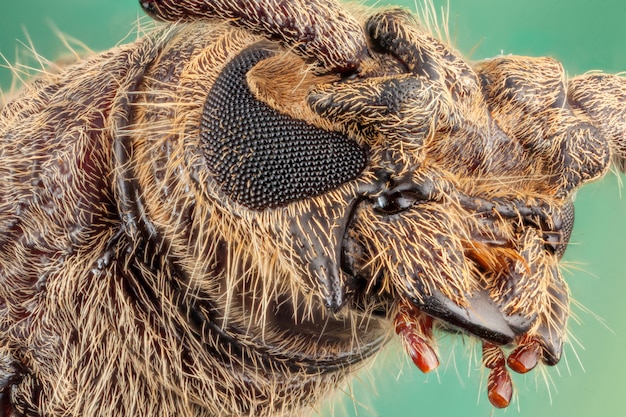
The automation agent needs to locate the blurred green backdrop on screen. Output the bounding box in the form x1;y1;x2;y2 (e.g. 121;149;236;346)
1;1;625;416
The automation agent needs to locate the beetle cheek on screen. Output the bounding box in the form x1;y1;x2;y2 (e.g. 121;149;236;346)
343;201;473;303
344;200;525;344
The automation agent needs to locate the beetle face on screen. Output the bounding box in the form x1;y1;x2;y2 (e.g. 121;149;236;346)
175;6;622;406
136;3;624;409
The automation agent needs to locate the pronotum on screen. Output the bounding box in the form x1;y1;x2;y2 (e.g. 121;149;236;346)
1;1;625;416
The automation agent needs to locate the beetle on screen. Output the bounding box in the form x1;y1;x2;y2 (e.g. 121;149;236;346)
0;1;625;416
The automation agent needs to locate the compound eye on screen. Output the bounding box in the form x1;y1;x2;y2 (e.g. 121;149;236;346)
544;200;574;259
200;45;367;210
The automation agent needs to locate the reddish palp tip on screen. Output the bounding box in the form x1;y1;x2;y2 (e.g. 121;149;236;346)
395;301;439;373
403;331;440;373
507;339;541;374
487;367;513;409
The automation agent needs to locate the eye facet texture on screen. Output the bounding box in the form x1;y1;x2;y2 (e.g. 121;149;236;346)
201;46;367;210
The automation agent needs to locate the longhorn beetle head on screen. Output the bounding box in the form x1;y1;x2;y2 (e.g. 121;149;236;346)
133;0;626;409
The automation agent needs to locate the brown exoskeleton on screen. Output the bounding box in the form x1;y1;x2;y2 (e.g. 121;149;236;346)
0;0;625;416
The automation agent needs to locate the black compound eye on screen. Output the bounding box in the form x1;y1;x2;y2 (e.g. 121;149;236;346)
548;200;575;259
541;200;574;259
200;45;367;211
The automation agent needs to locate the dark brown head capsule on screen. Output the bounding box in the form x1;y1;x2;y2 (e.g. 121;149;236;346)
0;1;625;416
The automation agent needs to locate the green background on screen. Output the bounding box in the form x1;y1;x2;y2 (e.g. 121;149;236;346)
1;1;625;416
